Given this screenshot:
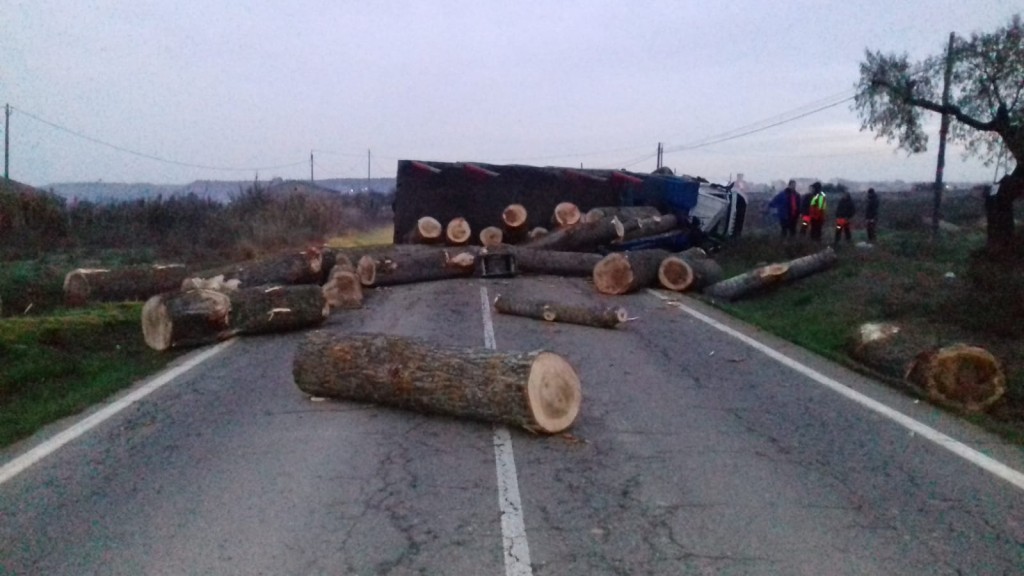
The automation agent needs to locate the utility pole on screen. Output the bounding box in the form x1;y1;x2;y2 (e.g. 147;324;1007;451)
656;142;663;170
4;104;10;182
310;150;314;183
933;31;955;236
367;149;371;192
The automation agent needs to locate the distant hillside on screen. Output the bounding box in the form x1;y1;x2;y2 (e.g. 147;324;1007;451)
41;177;396;204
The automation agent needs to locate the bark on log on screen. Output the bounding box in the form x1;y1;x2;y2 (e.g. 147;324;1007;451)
322;268;363;310
703;247;837;301
522;216;625;252
191;248;324;289
495;247;603;277
446;217;472;246
405;216;444;244
528;227;549;241
614;214;681;243
583;206;661;223
293;331;582;434
906;344;1005;412
141;289;232;351
479;226;504;249
64;264;190;307
552;202;581;227
592;249;673;295
658;250;723;292
225;284;328;336
493;293;628;329
357;247;477;287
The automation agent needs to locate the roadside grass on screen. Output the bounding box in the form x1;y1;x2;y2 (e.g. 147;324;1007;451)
0;303;187;447
708;227;1024;441
325;224;394;248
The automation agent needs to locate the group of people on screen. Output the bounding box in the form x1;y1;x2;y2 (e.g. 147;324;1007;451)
766;180;879;244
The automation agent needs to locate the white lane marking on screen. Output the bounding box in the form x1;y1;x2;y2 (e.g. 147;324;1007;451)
649;290;1024;492
0;339;235;487
481;287;533;576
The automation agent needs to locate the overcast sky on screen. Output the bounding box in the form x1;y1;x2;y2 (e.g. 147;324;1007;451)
3;1;1019;187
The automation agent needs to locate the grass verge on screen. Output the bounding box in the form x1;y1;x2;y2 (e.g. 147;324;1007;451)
0;303;186;448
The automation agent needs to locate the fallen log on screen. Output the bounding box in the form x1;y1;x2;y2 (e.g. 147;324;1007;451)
191;247;324;289
522;216;625;252
493;294;628;329
583;206;661;223
528;227;549;241
293;331;582;434
614;214;681;243
593;249;673;295
357;247;477;287
141;289;232;351
226;284;328;336
446;217;472;246
552;202;581;228
64;264;190;307
907;344;1006;412
479;226;504;249
496;247;603;277
405;216;444;244
658;250;723;292
703;247;837;301
141;284;329;351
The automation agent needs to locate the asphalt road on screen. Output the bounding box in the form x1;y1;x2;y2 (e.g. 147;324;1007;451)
2;276;1023;575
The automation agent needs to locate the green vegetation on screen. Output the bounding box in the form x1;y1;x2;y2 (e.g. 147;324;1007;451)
0;304;187;447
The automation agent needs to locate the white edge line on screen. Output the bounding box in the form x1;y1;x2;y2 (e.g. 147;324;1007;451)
481;287;533;576
648;290;1024;492
0;339;235;487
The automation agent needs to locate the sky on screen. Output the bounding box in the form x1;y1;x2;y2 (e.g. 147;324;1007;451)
2;0;1020;188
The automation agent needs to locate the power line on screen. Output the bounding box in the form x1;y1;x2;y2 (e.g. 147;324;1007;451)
12;105;307;172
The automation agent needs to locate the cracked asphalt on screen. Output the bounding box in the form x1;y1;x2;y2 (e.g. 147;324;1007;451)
2;275;1023;575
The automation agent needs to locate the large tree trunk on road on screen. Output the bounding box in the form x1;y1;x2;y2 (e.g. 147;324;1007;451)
192;248;323;289
357;247;477;287
592;249;672;295
225;284;328;336
658;249;723;292
293;331;582;434
496;247;603;277
64;264;190;307
493;293;628;329
703;247;837;301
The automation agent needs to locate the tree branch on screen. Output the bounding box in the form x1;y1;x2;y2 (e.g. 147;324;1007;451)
872;77;1000;133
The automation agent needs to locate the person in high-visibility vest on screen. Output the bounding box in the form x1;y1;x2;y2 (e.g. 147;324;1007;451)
834;190;856;244
808;182;827;241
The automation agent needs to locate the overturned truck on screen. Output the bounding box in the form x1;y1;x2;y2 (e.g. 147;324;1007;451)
392;160;747;252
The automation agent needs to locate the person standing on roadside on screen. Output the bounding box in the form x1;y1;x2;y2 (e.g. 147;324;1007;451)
834;190;855;244
808;182;827;241
767;179;801;237
799;187;812;236
865;187;879;242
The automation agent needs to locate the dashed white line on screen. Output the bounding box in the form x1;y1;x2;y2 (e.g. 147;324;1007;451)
649;290;1024;492
481;286;534;576
0;339;235;487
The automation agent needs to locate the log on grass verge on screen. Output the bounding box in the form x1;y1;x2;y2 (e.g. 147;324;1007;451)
64;264;190;307
906;344;1005;413
703;247;837;301
592;249;673;295
493;293;628;329
293;332;582;434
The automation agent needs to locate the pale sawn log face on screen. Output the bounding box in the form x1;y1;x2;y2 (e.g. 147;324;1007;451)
141;289;232;351
292;332;581;433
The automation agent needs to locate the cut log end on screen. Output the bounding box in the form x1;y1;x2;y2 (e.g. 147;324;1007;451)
502;204;528;229
527;352;582;433
658;257;694;291
553;202;581;227
141;295;173;351
446;217;472;245
907;344;1006;412
593;253;633;295
480;226;504;248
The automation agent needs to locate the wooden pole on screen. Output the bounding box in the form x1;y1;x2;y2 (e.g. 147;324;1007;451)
933;32;955;237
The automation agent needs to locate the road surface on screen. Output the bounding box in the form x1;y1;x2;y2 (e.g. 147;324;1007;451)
2;276;1023;575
